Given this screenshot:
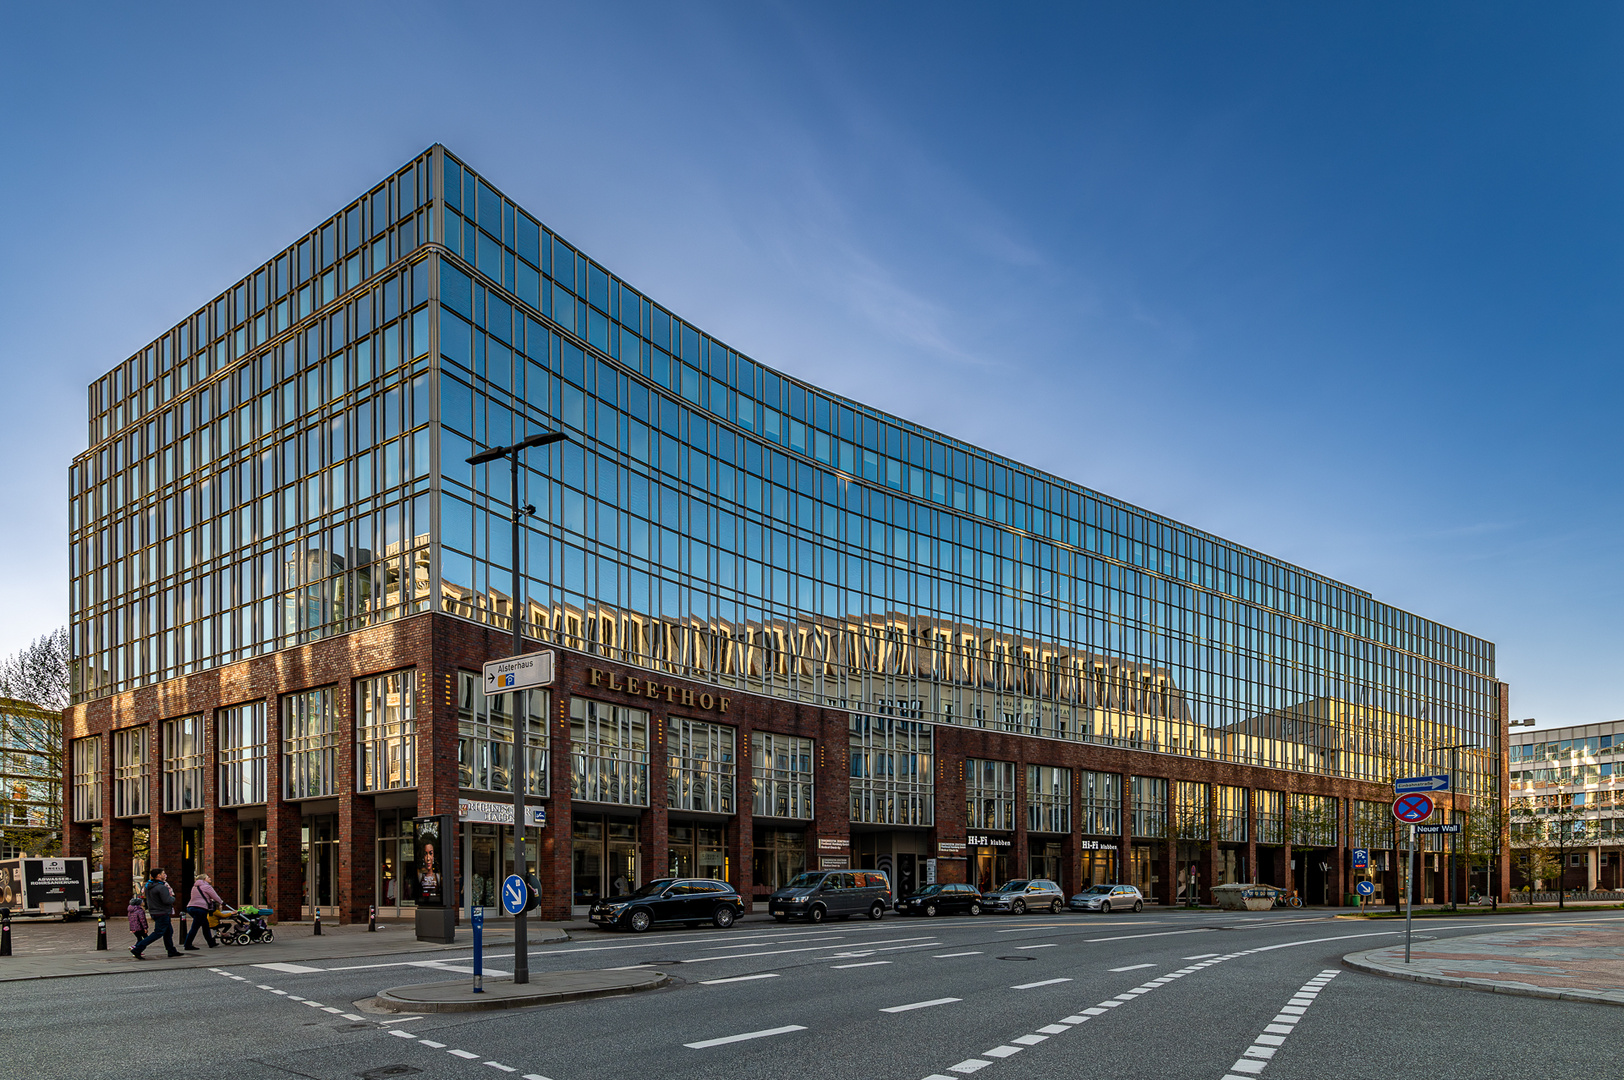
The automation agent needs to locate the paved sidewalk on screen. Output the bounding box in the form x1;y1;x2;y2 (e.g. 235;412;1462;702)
373;966;671;1012
0;917;571;981
1344;923;1624;1006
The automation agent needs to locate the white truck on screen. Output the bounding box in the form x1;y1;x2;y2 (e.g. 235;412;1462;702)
0;857;94;919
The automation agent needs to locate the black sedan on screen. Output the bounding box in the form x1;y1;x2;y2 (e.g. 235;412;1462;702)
894;882;984;917
589;877;745;932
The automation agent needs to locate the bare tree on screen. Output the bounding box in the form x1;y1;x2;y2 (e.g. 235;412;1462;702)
0;628;69;857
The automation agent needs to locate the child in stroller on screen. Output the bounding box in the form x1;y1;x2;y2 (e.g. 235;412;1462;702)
214;903;276;945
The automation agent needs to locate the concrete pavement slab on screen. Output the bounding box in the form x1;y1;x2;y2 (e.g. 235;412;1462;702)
1344;922;1624;1006
372;966;670;1012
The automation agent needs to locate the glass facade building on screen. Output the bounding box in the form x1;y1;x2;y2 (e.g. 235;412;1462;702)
65;146;1509;921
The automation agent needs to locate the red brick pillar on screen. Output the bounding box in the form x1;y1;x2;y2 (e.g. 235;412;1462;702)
1245;788;1259;886
1199;784;1217;904
641;707;670;888
541;688;571;920
1118;774;1133;894
733;728;754;911
1064;768;1083;896
105;816;136;921
1282;792;1295;898
1013;759;1030;881
199;708;238;901
935;740;968;885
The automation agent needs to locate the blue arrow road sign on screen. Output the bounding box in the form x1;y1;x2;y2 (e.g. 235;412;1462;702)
1352;849;1369;869
502;875;527;915
1395;774;1451;794
1356;881;1375;896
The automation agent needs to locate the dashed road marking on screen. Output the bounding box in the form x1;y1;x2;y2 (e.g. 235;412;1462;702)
700;973;781;984
833;961;893;969
1219;970;1340;1080
933;951;983;958
881;997;962;1013
1110;963;1154;971
685;1025;809;1049
1010;978;1072;990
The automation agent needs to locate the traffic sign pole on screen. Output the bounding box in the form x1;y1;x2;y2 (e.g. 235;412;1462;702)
471;906;484;993
1405;824;1414;964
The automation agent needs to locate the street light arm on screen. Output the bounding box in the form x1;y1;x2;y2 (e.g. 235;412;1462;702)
467;446;509;465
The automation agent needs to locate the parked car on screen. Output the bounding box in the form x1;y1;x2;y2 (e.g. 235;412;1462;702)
589;877;744;932
768;870;892;923
894;882;984;917
1070;883;1144;913
982;879;1065;914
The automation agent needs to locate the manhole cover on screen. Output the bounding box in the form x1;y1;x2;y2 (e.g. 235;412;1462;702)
359;1067;422;1079
642;959;680;965
997;955;1037;961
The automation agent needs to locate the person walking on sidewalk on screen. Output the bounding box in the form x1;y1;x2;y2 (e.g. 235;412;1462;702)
182;873;223;950
131;868;183;959
127;893;148;943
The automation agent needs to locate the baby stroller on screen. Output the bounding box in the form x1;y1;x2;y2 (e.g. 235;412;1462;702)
215;904;276;945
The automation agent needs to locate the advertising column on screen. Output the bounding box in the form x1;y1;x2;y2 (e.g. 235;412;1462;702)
413;813;455;942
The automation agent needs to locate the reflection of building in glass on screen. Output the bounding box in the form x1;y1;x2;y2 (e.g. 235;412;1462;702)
66;146;1507;923
0;697;61;857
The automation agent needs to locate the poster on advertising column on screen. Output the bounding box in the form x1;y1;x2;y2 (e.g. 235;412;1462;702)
412;815;452;907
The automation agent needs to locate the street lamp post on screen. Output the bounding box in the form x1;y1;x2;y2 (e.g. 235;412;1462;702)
468;429;568;985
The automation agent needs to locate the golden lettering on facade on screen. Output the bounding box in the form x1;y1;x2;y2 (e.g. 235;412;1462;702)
589;669;603;687
608;672;623;692
720;697;730;714
700;693;714;710
585;669;734;714
681;688;695;707
626;676;640;695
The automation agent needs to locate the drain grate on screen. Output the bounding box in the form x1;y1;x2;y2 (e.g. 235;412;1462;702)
358;1067;422;1079
997;955;1038;961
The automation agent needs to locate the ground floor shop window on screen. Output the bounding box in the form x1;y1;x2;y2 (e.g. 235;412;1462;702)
238;822;267;908
753;828;806;891
573;815;639;903
669;823;727;880
972;841;1013;892
456;821;538;914
1078;845;1117;886
1213;847;1247;885
1028;840;1063;884
1130;842;1162;900
376;810;417;909
303;813;338;915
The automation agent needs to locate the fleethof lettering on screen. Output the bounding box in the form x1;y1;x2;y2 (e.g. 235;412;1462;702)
587;668;730;713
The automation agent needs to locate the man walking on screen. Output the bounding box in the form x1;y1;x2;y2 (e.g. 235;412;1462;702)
131;868;184;959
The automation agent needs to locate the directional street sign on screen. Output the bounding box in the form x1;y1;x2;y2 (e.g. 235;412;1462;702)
1414;823;1462;835
501;874;528;915
1356;881;1375;896
1393;792;1435;823
484;650;555;696
1352;848;1369;869
1394;774;1451;794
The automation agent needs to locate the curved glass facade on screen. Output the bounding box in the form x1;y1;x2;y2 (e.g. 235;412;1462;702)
71;146;1502;804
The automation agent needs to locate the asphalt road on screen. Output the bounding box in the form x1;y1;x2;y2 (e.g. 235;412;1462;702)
7;909;1619;1080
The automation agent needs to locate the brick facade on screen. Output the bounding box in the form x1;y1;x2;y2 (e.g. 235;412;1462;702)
64;610;1503;923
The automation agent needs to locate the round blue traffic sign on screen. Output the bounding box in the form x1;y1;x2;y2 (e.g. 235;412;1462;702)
1356;881;1375;896
501;874;528;915
1392;793;1435;824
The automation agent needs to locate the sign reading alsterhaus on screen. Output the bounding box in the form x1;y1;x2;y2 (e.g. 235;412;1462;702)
63;146;1508;926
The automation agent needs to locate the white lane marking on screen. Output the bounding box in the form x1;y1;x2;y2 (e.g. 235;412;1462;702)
700;973;781;985
984;1046;1023;1058
881;997;962;1013
949;1060;992;1074
321;1006;343;1014
389;1030;417;1039
1085;928;1216;943
933;951;983;958
420;1041;447;1048
377;1015;423;1025
1109;963;1154;971
1013;1034;1049;1046
270;990;287;995
1010;978;1072;990
833;961;893;969
1015;943;1058;950
1220;969;1341;1080
251;962;324;973
1183;953;1221;960
449;1049;480;1059
485;1065;517;1073
255;984;274;990
685;1025;808;1049
523;1075;555;1080
303;1001;326;1008
1037;1023;1072;1034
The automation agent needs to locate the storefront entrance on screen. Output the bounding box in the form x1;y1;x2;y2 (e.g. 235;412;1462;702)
1079;842;1118;887
237;822;267;908
752;828;806;895
1130;842;1162;902
969;833;1014;893
375;809;416;915
302;813;338;918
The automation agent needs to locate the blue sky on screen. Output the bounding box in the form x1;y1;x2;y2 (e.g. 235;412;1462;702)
2;3;1619;729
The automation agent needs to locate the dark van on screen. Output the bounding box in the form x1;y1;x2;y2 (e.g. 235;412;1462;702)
768;870;892;923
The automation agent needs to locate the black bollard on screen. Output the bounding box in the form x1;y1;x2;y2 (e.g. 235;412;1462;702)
313;907;322;935
368;905;376;932
1;908;11;957
96;915;107;951
177;911;188;943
